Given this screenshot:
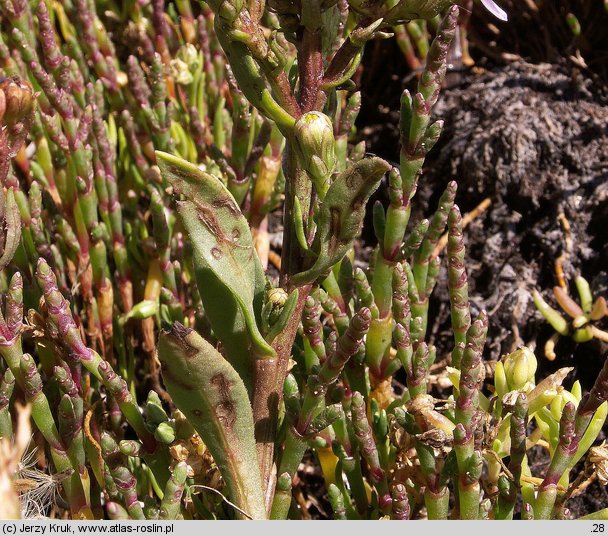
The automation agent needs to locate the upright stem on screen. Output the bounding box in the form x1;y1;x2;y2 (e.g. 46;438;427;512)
298;0;324;112
253;284;311;514
279;142;312;287
254;135;317;511
298;31;323;112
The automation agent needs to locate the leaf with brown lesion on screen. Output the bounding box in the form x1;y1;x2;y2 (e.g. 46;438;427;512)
292;156;391;286
158;324;266;519
157;151;274;398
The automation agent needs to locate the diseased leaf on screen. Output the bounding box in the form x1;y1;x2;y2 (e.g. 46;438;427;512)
159;324;266;519
292;156;390;285
157;151;274;373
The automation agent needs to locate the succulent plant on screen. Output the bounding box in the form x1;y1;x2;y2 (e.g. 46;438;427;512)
0;0;605;523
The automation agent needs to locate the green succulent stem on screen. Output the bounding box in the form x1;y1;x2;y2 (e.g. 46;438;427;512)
0;369;14;438
425;487;449;520
20;353;88;516
535;358;608;518
270;431;307;520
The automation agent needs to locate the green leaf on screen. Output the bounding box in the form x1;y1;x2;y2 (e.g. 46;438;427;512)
157;151;275;375
192;258;256;389
159;324;266;519
292;156;390;285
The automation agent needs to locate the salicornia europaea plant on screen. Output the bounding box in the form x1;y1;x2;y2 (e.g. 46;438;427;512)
533;274;608;360
0;0;607;522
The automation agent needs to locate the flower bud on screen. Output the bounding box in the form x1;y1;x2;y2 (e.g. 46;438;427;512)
573;325;594;342
170;58;193;86
262;287;289;333
172;43;200;84
503;346;537;391
0;77;34;125
178;44;198;67
293;111;336;198
119;440;143;457
218;0;244;22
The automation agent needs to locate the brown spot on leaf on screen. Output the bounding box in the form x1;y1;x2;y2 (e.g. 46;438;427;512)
211;373;231;399
168;323;198;358
215;401;236;429
195;202;226;239
193;200;249;252
346;171;360;189
166;163;200;185
352;195;364;210
211;246;222;259
210;373;236;431
329;208;341;253
212;197;240;216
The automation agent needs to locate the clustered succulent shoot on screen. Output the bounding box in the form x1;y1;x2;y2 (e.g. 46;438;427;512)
533;275;607;361
0;0;607;522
